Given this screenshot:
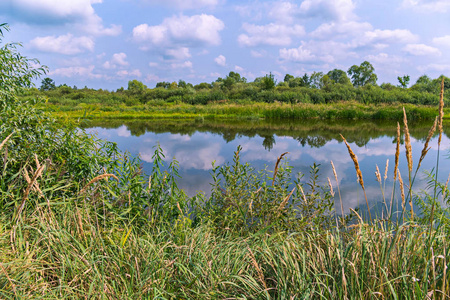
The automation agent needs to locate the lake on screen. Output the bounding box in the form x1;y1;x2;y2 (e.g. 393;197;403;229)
84;118;450;216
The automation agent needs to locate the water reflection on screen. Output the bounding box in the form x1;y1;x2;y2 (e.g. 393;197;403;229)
84;119;450;215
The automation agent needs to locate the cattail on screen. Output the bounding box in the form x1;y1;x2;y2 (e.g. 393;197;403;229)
438;78;445;146
79;174;119;194
398;169;405;210
327;177;335;197
384;159;389;181
418;117;437;171
403;107;413;172
0;132;13;151
394;122;401;181
341;134;364;189
272;152;289;186
375;165;381;183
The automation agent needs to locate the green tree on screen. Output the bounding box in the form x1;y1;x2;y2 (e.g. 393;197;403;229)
40;77;56;91
397;75;410;88
347;61;377;87
261;72;276;90
0;23;45;105
326;69;352;85
178;79;187;88
310;72;324;89
284;74;294;82
127;79;147;94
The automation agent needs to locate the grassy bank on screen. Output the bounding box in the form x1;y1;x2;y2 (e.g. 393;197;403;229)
47;101;448;121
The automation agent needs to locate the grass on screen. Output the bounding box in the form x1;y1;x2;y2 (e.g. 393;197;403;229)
46;101;447;121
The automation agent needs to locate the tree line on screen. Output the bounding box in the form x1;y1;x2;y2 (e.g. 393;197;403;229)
34;61;450;106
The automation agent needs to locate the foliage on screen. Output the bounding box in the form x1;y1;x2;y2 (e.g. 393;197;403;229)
347;61;378;87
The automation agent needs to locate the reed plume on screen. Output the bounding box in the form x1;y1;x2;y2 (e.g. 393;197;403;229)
403;107;413;173
79;174;119;195
384;159;389;181
375;165;381;183
398;169;406;211
341;134;371;221
247;246;267;290
0;132;13;151
272;152;289;186
417;117;437;171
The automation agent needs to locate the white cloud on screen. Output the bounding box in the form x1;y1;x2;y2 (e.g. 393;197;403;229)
279;44;316;62
117;69;142;77
311;21;372;39
29;34;94;55
235;65;244;72
170;61;193;69
214;55;226;66
238;23;305;47
362;29;419;44
402;0;450;12
418;63;450;72
433;35;450;48
250;50;266;58
0;0;121;36
103;52;129;69
149;62;159;67
49;65;103;79
365;53;406;65
141;0;219;10
299;0;356;22
268;2;298;24
165;47;191;60
403;44;441;56
132;14;225;48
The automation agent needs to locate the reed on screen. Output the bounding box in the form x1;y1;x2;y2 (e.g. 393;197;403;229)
79;173;119;195
340;134;372;221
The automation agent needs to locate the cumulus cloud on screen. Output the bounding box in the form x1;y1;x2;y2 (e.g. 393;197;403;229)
311;21;372;39
299;0;356;22
402;0;450;12
116;69;142;77
238;23;305;47
279;44;316;62
403;43;441;56
214;55;226;66
132;14;224;48
250;50;266;58
164;47;191;60
433;35;450;48
49;65;103;79
170;61;193;69
0;0;121;36
29;34;94;55
103;52;129;69
361;29;419;45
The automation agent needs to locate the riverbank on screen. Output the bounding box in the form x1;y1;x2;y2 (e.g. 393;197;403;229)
47;101;447;121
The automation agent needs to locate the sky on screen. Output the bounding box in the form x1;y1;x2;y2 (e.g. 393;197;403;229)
1;0;450;90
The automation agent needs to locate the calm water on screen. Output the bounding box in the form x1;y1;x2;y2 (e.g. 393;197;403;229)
85;118;450;215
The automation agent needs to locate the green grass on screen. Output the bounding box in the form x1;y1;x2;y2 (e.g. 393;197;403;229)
47;101;446;121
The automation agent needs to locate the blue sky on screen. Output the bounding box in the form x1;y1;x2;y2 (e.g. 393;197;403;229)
1;0;450;90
